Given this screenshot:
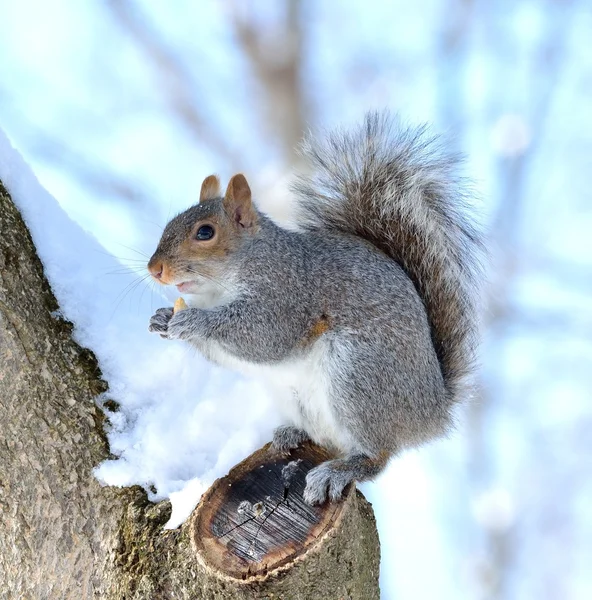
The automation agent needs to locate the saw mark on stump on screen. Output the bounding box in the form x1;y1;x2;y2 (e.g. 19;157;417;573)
211;455;322;563
193;442;349;579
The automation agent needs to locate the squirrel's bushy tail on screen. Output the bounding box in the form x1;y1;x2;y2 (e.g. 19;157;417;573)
293;111;483;399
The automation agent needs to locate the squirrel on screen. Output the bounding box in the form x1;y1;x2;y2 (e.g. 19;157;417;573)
147;112;483;505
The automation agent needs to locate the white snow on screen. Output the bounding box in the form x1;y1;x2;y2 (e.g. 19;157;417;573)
0;128;280;528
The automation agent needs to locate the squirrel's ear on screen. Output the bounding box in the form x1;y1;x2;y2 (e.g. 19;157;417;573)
223;174;257;229
199;174;221;202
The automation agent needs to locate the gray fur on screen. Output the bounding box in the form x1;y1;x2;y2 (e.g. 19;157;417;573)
303;455;385;505
293;112;484;399
272;425;310;453
148;111;483;505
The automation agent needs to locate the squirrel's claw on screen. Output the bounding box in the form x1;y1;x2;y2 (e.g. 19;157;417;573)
148;306;202;341
272;425;309;454
303;460;352;505
149;307;174;337
304;454;383;505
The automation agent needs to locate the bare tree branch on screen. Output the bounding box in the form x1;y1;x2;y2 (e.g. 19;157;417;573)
227;0;307;164
105;0;239;166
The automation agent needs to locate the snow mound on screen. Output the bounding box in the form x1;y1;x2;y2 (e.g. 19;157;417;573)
0;128;280;528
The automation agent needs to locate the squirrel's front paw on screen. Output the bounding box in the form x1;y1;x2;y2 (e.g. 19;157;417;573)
149;307;174;338
166;308;199;340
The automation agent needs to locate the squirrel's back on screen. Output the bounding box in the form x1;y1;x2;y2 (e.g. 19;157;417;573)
292;111;483;400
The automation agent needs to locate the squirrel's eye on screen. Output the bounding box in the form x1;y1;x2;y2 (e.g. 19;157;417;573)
196;225;215;240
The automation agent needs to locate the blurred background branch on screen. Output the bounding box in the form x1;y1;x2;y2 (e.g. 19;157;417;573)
228;0;307;164
105;0;239;166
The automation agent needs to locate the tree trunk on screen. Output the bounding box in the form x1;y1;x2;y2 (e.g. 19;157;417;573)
0;179;380;599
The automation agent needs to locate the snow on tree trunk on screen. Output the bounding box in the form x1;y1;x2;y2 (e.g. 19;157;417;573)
0;180;380;599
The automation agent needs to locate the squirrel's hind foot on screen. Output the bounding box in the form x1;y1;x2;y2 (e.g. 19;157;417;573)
303;454;386;505
272;425;309;454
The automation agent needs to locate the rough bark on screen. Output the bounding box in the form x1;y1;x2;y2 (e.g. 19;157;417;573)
0;179;380;599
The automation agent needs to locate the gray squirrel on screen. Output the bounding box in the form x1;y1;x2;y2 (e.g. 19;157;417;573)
147;112;483;505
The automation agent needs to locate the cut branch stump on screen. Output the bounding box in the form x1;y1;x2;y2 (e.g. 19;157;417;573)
190;442;381;599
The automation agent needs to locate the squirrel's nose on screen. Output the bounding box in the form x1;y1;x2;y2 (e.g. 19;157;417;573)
147;259;163;280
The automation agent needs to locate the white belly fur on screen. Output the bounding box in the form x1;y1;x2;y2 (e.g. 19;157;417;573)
183;290;353;453
204;339;354;453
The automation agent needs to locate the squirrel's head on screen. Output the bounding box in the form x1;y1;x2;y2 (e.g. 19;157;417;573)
147;173;258;294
